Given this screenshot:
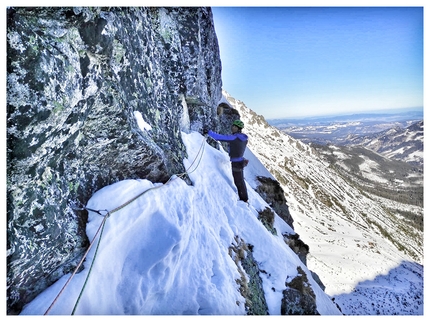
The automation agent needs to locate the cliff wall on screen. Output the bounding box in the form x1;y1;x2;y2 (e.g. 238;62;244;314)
7;7;222;313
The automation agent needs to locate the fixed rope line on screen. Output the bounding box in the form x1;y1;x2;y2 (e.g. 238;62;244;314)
43;212;110;315
71;210;109;315
44;135;207;315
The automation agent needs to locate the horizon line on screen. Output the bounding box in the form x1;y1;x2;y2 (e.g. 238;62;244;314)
266;106;423;121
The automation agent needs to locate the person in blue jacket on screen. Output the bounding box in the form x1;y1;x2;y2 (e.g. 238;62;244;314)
204;120;249;203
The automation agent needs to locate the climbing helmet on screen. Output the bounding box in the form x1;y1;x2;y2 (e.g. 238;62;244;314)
232;119;244;129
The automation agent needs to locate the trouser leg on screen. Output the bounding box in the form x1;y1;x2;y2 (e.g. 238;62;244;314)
232;167;248;202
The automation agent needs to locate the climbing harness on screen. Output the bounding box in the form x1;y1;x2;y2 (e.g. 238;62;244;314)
44;135;207;315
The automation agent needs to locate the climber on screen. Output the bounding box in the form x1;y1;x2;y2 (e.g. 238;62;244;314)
203;120;249;203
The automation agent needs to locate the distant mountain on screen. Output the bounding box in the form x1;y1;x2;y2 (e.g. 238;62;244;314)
341;121;423;168
269;110;423;170
268;109;423;128
270;110;423;148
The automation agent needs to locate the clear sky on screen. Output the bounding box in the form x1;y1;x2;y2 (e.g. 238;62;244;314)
211;6;424;119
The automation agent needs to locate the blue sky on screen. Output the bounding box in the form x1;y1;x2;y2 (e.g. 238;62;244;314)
211;6;423;119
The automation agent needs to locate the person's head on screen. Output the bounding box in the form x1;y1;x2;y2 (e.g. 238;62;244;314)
231;119;244;133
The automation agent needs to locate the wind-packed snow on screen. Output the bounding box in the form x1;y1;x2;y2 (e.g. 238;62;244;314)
20;131;341;315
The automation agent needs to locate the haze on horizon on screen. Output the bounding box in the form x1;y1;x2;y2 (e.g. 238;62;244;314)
212;6;423;119
266;106;423;121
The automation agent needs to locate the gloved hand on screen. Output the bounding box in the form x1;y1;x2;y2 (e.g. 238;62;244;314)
202;126;209;135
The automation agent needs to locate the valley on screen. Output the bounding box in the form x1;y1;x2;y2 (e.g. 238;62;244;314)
269;110;424;245
269;110;423;209
268;109;422;146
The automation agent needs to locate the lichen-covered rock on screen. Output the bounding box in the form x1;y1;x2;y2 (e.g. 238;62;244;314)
282;232;309;265
255;176;294;229
7;7;222;314
229;236;269;315
257;207;277;235
281;266;319;315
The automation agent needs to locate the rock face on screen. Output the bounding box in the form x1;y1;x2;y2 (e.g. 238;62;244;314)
229;236;269;315
255;176;294;229
281;266;319;315
7;7;222;314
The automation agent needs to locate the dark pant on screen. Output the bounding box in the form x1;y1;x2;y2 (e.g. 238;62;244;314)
231;161;248;202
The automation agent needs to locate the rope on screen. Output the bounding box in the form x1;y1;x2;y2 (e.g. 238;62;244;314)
43;212;110;315
71;211;108;315
44;134;207;315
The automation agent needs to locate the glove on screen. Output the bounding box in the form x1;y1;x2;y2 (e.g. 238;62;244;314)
202;126;209;135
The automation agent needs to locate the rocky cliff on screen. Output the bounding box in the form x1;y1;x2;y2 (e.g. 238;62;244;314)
7;7;226;314
7;7;296;315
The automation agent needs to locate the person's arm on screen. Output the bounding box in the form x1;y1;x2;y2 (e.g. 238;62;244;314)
208;130;237;142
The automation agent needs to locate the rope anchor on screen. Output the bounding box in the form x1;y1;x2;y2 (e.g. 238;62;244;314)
71;203;110;217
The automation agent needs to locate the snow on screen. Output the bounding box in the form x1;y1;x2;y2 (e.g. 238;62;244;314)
20;131;341;316
134;111;152;131
332;150;349;160
358;157;388;184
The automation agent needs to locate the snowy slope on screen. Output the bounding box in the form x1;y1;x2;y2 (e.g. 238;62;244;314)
222;91;423;315
20;131;341;315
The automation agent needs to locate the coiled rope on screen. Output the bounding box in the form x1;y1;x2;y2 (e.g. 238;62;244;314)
44;135;207;315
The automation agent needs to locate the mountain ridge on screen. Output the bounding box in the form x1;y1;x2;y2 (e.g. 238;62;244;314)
271;109;423;150
340;120;423;168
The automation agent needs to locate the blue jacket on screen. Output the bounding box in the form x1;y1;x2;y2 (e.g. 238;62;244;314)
208;130;248;162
